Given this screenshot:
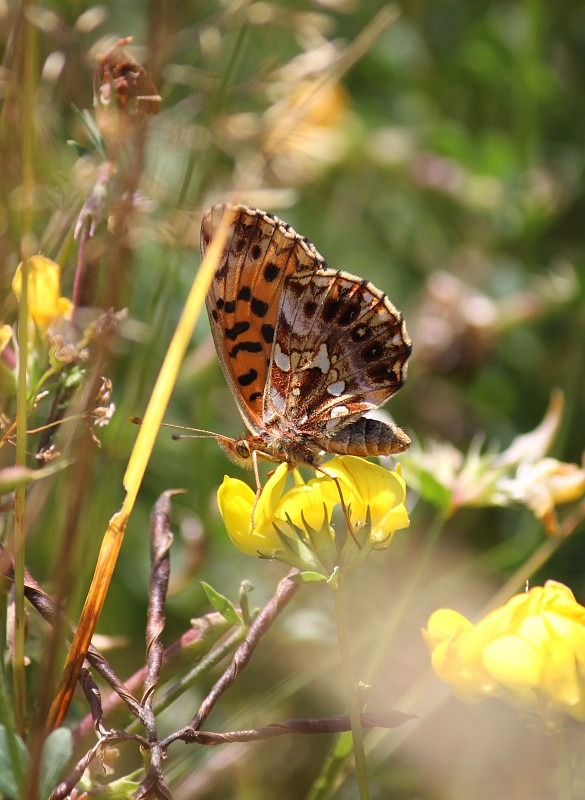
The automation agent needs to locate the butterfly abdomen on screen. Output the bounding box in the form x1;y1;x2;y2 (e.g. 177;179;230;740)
318;416;410;457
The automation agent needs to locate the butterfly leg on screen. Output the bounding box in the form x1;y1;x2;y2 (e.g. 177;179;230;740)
315;465;360;547
249;449;263;529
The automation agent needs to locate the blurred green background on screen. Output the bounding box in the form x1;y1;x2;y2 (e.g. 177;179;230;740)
1;0;585;797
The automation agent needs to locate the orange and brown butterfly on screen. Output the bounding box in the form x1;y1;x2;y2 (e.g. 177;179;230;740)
201;204;412;473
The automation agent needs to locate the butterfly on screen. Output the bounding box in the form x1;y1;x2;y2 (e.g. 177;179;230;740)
201;204;412;473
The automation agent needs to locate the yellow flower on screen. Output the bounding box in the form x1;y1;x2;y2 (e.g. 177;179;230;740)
0;324;12;354
12;256;73;334
217;456;409;572
318;456;409;546
423;581;585;721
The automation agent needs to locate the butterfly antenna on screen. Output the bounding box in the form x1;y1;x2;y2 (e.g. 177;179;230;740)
130;416;235;445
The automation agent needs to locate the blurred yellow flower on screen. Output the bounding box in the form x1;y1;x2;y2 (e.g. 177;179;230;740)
264;82;351;185
423;581;585;721
12;256;73;334
504;457;585;534
0;324;12;354
217;456;409;573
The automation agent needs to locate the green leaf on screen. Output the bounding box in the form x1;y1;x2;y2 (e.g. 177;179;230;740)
417;470;453;512
83;773;142;797
0;466;35;493
66;139;90;157
290;570;328;583
200;582;242;627
70;104;106;157
40;728;73;799
0;725;28;797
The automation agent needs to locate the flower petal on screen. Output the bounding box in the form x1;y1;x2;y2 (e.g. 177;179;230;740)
13;256;63;333
424;581;585;720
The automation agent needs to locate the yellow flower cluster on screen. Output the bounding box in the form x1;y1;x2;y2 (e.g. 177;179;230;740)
424;581;585;721
217;455;409;574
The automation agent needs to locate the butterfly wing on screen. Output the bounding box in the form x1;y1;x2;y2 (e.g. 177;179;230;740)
263;267;411;439
202;204;326;434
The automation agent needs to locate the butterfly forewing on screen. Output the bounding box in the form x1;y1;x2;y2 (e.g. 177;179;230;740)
203;205;325;432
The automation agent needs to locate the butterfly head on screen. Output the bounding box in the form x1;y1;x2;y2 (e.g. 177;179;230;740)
216;434;255;467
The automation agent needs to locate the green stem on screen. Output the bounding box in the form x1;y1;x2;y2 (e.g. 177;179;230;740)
331;580;370;800
13;260;29;738
554;723;573;800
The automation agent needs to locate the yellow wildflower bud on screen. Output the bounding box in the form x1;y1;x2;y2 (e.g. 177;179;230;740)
12;256;72;334
423;581;585;721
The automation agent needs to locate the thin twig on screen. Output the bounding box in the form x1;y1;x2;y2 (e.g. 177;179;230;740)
162;568;299;747
143;490;177;708
74;611;235;742
135;491;178;800
49;729;150;800
184;710;414;745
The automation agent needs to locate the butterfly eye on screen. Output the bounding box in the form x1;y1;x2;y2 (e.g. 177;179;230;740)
236;439;252;459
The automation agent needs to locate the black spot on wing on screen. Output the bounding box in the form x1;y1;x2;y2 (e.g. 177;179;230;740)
229;341;263;358
214;263;228;280
225;321;250;341
323;298;342;323
367;363;401;385
249;391;262;403
263;262;279;282
339;304;360;326
237;369;258;387
261;324;275;343
251;244;262;260
362;342;383;362
224;300;236;314
251;297;269;318
237;286;252;301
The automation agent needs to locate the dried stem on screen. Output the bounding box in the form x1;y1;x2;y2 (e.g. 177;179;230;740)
163;568;300;746
143;490;176;708
135;491;177;800
181;710;413;745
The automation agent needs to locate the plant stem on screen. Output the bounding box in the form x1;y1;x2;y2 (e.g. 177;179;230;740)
13;259;29;738
554;724;573;800
331;580;370;800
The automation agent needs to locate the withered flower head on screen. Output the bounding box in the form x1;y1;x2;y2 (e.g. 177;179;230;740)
94;36;161;116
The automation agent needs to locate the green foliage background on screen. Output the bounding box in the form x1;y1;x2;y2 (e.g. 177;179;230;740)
1;1;584;798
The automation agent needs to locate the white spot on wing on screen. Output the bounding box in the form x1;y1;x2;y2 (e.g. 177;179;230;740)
270;389;287;413
274;344;291;372
281;295;297;325
330;405;349;418
303;342;330;373
327;380;345;397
